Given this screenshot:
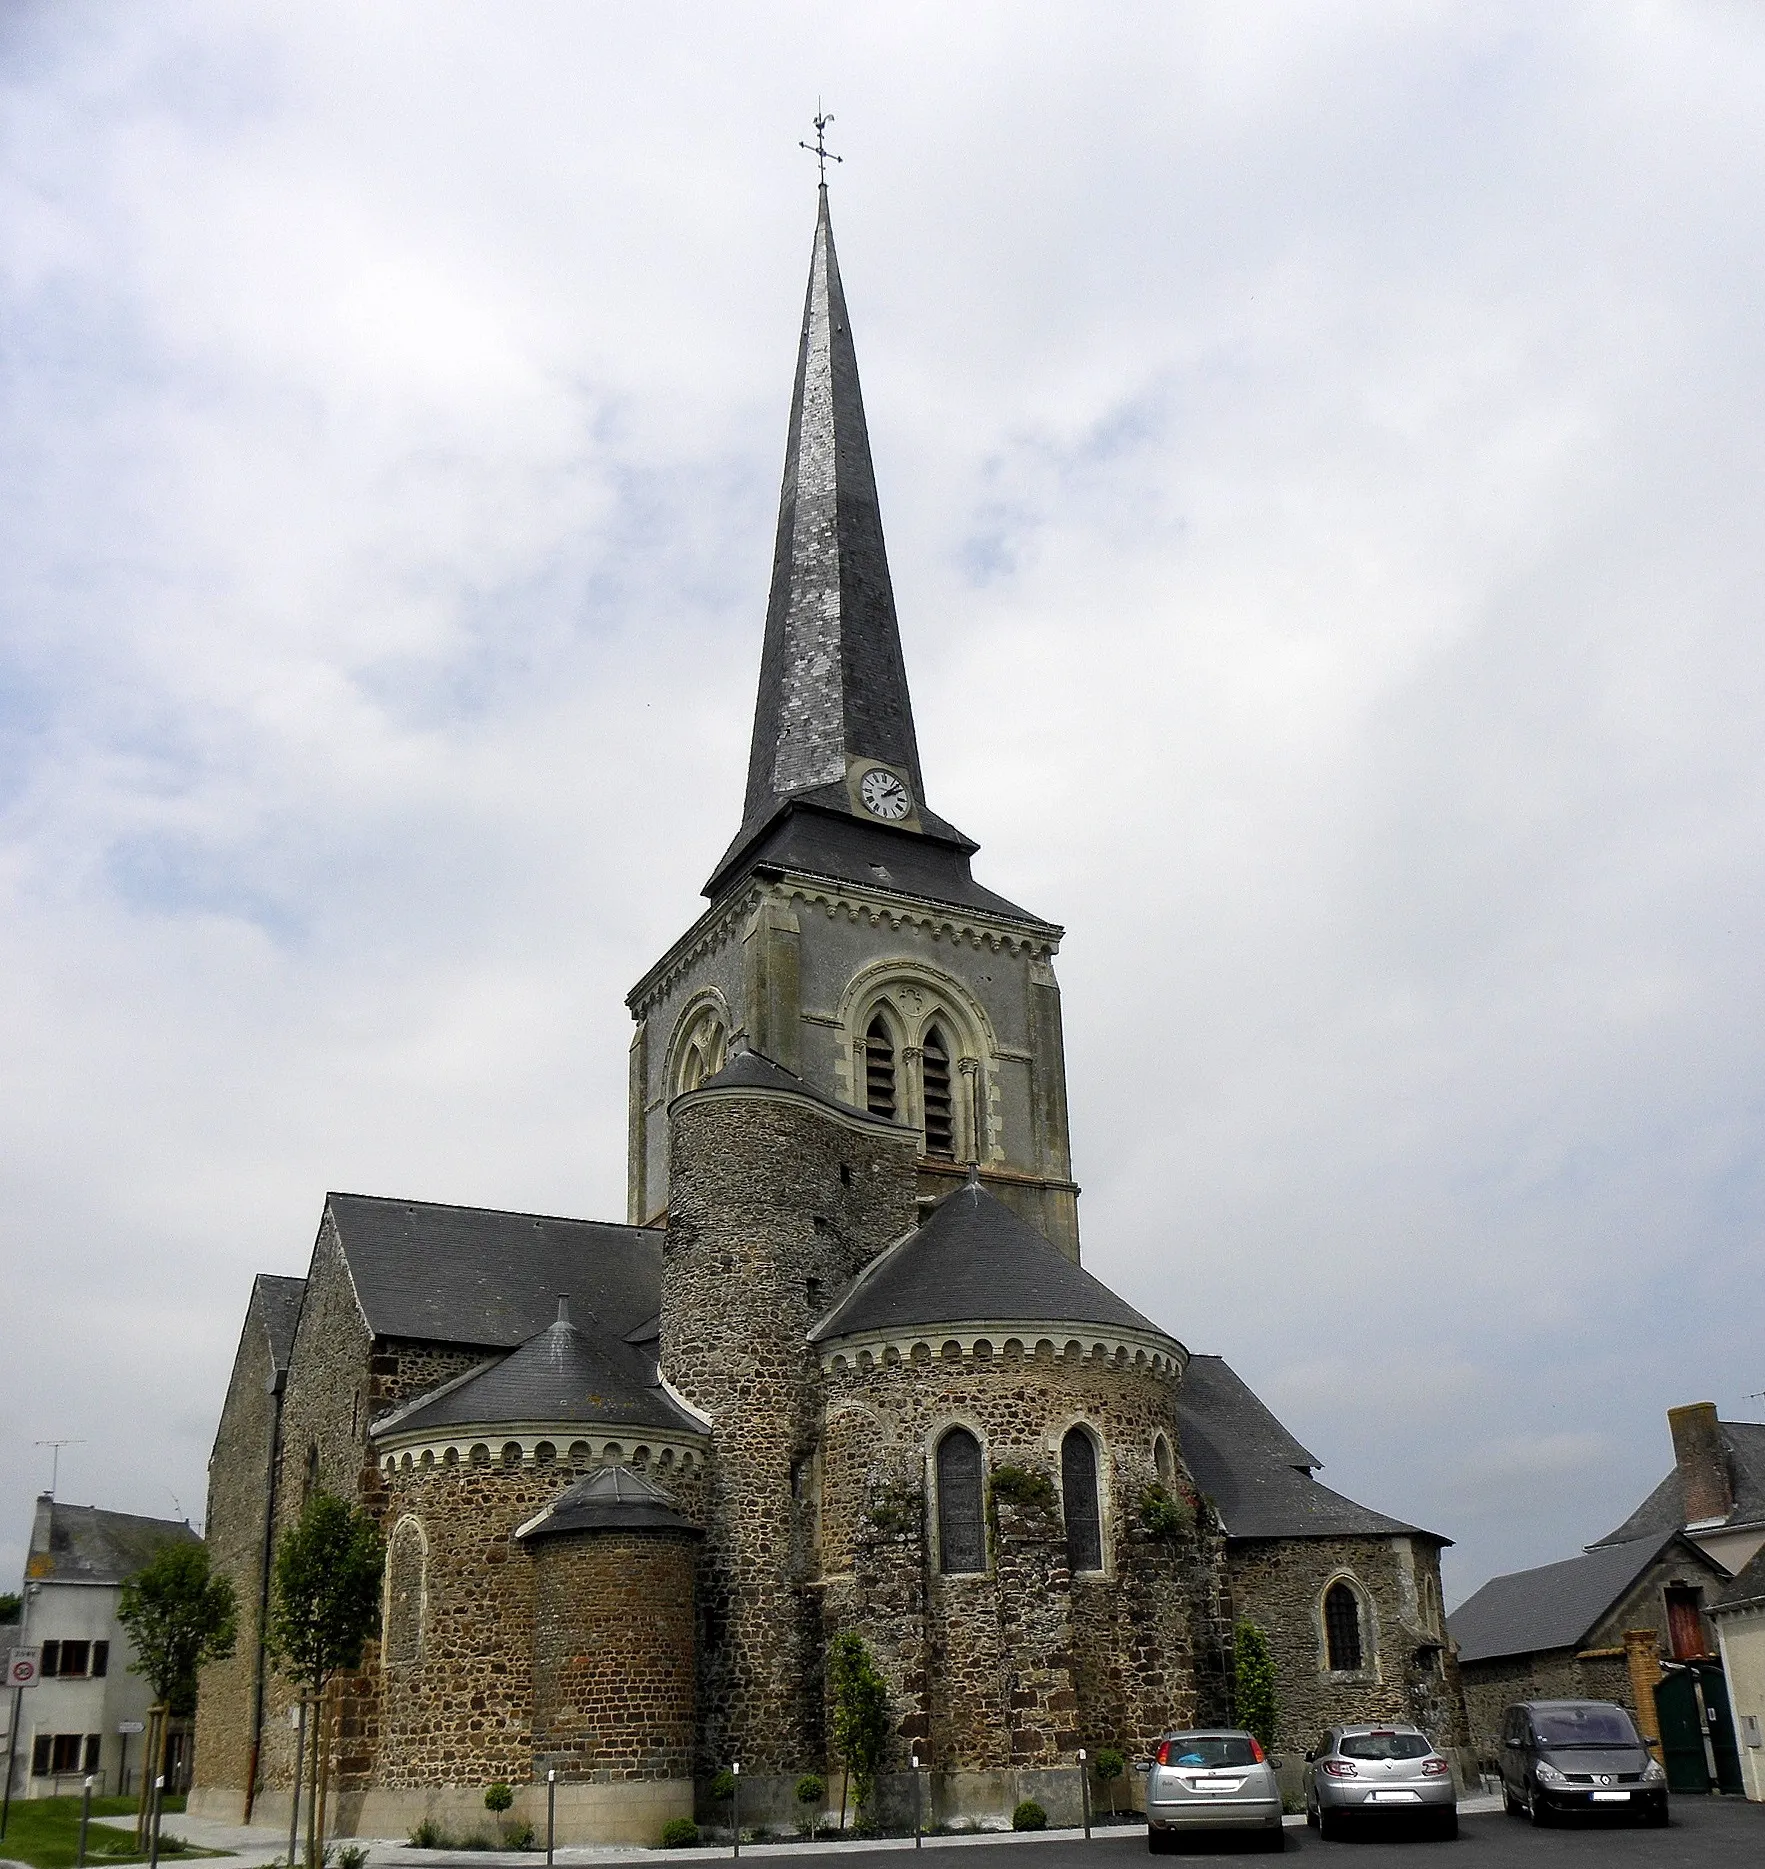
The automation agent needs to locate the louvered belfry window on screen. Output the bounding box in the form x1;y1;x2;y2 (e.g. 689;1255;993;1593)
937;1428;986;1573
1062;1428;1103;1572
921;1025;956;1158
865;1016;897;1119
1324;1581;1363;1670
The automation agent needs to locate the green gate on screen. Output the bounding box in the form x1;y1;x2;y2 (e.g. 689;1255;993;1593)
1655;1661;1745;1795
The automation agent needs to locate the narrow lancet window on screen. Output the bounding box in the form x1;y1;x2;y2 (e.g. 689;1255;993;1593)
865;1016;897;1119
1324;1581;1363;1670
1062;1428;1103;1572
921;1025;955;1158
937;1428;985;1573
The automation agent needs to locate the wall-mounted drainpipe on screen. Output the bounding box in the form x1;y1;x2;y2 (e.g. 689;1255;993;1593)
242;1363;287;1823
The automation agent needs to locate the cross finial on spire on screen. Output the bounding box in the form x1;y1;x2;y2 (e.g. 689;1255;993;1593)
799;108;841;186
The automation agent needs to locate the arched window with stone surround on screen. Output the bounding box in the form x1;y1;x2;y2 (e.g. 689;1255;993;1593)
1062;1427;1103;1573
936;1428;985;1573
674;1006;728;1095
384;1517;427;1667
1324;1579;1364;1671
865;1015;898;1119
920;1025;956;1158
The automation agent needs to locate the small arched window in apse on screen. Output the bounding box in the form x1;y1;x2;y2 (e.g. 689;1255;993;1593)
1062;1427;1103;1573
865;1015;897;1119
384;1519;426;1667
921;1025;956;1158
1154;1435;1173;1485
1324;1580;1364;1671
936;1428;985;1573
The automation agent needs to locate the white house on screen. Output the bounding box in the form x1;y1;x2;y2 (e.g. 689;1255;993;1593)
6;1495;201;1799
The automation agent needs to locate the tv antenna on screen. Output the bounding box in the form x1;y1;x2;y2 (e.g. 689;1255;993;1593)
35;1440;84;1498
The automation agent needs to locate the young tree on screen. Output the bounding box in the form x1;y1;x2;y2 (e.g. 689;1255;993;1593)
1233;1618;1279;1753
267;1492;385;1869
1093;1747;1125;1815
116;1543;237;1840
828;1634;889;1828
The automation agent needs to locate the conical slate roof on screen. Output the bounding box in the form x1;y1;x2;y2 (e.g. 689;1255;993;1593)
516;1465;700;1542
375;1305;702;1438
810;1177;1173;1344
675;1039;910;1130
706;189;979;901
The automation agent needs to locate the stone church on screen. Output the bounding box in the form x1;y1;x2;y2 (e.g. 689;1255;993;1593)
193;189;1468;1843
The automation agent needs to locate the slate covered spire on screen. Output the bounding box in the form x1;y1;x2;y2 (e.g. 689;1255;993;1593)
706;188;979;900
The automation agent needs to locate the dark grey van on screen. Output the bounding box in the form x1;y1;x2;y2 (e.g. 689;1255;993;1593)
1498;1700;1668;1826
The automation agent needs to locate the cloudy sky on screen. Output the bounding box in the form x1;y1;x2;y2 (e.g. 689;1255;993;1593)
3;1;1762;1610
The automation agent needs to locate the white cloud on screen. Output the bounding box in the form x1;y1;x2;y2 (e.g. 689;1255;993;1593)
3;1;1764;1612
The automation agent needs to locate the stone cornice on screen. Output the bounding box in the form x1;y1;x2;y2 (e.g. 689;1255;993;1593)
818;1322;1186;1381
376;1420;708;1474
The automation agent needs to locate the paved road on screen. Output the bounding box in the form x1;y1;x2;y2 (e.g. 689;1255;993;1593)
714;1800;1765;1868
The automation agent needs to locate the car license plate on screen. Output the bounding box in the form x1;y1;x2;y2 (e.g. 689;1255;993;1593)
1368;1790;1420;1803
1590;1791;1629;1802
1191;1777;1244;1793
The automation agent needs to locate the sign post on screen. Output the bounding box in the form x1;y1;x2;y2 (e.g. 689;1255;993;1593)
2;1647;42;1841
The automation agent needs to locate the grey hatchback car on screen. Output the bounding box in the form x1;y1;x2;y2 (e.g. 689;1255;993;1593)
1146;1729;1284;1851
1305;1725;1457;1839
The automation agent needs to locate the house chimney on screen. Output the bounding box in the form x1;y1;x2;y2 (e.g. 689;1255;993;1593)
1667;1402;1733;1526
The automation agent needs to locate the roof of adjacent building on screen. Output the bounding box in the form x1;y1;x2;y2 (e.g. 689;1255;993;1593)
1446;1529;1701;1663
1591;1418;1765;1547
1176;1354;1443;1545
24;1498;200;1586
326;1192;661;1349
810;1176;1169;1343
1714;1543;1765;1614
372;1304;702;1440
516;1466;700;1542
255;1272;307;1374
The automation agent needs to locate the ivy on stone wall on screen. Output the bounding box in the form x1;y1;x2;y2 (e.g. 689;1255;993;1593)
1233;1618;1280;1750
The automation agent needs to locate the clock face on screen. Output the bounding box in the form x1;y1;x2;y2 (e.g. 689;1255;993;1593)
858;766;911;820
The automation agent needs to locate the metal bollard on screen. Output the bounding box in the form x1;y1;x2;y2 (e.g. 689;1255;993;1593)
148;1774;165;1869
1078;1750;1091;1840
731;1762;740;1860
546;1768;556;1865
912;1755;921;1849
77;1775;94;1868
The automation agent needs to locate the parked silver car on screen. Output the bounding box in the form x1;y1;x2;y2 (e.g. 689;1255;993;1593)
1145;1729;1284;1852
1305;1724;1457;1839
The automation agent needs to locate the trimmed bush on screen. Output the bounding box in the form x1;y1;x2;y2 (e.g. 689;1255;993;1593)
660;1819;701;1849
1011;1800;1048;1832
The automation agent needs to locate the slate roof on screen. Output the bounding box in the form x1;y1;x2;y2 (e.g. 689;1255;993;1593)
1447;1530;1687;1664
24;1499;200;1586
1175;1354;1442;1544
679;1043;911;1130
255;1273;306;1374
1714;1543;1765;1614
810;1177;1169;1343
326;1193;661;1349
373;1306;702;1440
1591;1419;1765;1547
516;1466;700;1542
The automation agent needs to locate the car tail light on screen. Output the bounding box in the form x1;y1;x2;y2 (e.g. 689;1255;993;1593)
1155;1741;1171;1766
1422;1759;1451;1777
1249;1737;1265;1764
1322;1760;1358;1777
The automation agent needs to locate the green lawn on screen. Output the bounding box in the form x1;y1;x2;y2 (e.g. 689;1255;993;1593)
0;1794;225;1869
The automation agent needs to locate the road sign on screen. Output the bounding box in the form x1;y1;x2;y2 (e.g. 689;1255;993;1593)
6;1650;39;1690
117;1721;145;1735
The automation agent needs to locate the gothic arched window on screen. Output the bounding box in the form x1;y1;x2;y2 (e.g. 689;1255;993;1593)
865;1015;897;1119
675;1009;727;1095
921;1025;956;1158
1062;1428;1103;1573
936;1428;985;1573
1324;1580;1364;1671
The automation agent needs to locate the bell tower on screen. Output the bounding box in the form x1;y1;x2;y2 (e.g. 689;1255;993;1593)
626;186;1079;1257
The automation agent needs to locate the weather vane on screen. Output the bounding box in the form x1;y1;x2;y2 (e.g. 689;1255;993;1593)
800;108;842;186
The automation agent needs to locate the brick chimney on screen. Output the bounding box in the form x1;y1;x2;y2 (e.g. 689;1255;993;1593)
1668;1402;1734;1526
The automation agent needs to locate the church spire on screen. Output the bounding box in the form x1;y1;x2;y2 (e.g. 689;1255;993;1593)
708;187;948;897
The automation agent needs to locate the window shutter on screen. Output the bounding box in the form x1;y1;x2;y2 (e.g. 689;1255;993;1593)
91;1641;109;1678
84;1734;103;1773
32;1735;51;1776
40;1640;59;1677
